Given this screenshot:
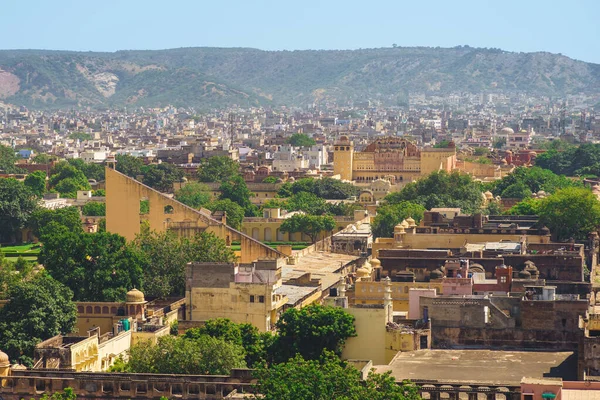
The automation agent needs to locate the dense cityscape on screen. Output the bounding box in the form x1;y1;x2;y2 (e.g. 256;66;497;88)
2;1;600;399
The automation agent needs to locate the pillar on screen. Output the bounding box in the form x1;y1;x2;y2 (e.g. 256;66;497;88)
468;393;479;400
486;393;497;400
429;392;441;400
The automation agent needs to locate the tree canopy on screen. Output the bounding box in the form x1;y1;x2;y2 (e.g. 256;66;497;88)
123;335;246;375
82;201;106;216
206;199;246;230
0;273;77;365
174;182;211;209
0;178;38;243
287;133;316;147
280;214;336;243
272;304;356;363
385;170;483;214
0;145;24;174
29;206;83;239
197;156;241;183
24;171;47;197
49;161;91;197
490;166;579;197
372;202;426;238
535;143;600;177
278;177;358;200
40;230;145;302
254;352;420;400
115;154;145;178
219;175;257;216
141;163;184;193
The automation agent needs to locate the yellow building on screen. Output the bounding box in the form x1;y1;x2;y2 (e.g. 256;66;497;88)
333;136;456;182
185;260;289;332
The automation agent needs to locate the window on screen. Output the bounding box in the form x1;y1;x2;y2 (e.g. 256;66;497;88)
500;276;507;283
259;295;265;303
250;295;255;303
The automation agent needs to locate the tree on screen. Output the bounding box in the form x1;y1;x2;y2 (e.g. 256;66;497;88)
39;231;145;302
174;182;211;209
286;192;329;215
537;187;600;241
262;176;278;184
38;387;77;400
433;140;451;148
505;198;541;216
385;170;484;214
0;273;77;365
67;158;105;182
280;214;336;243
287;133;316;148
29;206;83;239
49;161;91;197
219;175;257;215
0;178;38;243
500;181;532;200
115;154;145;178
0;253;35;300
142;163;184;193
372;202;426;238
206;199;246;230
32;153;51;164
272;304;356;362
185;318;272;367
278;178;358;200
197;156;240;183
493;137;506;149
0;145;23;173
24;171;47;197
133;230;235;298
82;201;106;216
126;335;246;375
491;167;579;197
254;352;420;400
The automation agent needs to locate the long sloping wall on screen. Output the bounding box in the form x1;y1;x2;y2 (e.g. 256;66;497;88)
105;166;283;263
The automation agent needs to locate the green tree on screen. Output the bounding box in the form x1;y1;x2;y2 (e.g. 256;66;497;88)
491;167;579;197
39;230;145;301
500;181;532;200
537;187;600;241
29;206;83;239
385;170;484;214
287;133;316;147
272;304;356;362
174;182;211;209
197;156;241;183
254;352;420;400
433;140;451;148
278;178;358;200
493;137;506;149
24;170;47;197
133;230;235;298
0;253;34;299
0;144;23;173
286;192;329;215
185;318;272;367
262;176;278;184
0;178;38;243
206;199;246;230
126;335;246;375
82;202;106;216
115;154;145;178
67;158;105;181
505;198;541;216
32;153;52;164
142;163;184;193
219;175;257;216
0;273;77;365
280;214;336;243
372;202;426;238
49;161;91;197
38;387;77;400
69;132;92;141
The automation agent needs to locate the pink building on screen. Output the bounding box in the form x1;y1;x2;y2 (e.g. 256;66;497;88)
521;377;600;399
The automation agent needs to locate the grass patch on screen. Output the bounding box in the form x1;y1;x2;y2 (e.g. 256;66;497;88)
1;243;41;259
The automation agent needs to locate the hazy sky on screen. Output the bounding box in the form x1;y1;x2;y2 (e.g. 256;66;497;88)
2;0;599;63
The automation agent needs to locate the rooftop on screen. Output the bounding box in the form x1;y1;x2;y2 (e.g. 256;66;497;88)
374;350;576;385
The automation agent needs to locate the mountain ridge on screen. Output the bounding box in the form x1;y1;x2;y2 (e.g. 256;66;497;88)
0;46;598;109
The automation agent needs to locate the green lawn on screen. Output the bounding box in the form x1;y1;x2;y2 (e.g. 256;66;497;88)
1;243;41;258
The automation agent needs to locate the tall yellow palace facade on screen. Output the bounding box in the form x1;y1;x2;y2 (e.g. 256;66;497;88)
333;136;456;182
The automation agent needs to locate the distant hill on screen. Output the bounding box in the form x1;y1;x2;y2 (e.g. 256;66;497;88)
0;46;599;109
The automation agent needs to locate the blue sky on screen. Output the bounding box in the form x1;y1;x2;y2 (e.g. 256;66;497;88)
2;0;599;63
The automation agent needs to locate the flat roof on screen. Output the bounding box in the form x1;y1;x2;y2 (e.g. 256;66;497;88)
283;252;359;290
374;350;576;385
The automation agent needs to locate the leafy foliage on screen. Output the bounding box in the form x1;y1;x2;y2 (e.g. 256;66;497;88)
133;230;236;298
0;273;77;365
254;352;420;400
197;156;241;183
205;199;246;230
0;178;38;243
372;202;426;238
49;161;91;197
280;214;336;243
278;178;358;200
24;170;47;197
0;253;35;299
536;187;600;241
219;175;258;216
141;163;184;192
0;144;23;173
29;206;83;239
287;133;316;147
67;158;105;181
115;154;145;178
262;176;278;183
39;230;145;301
505;198;542;216
385;171;483;213
491;167;579;197
174;182;211;209
535;143;600;177
82;201;106;216
272;304;356;363
185;318;272;368
125;335;246;375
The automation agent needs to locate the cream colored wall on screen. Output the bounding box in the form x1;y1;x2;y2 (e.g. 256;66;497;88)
76;316;119;337
354;281;442;312
70;335;99;372
98;330;132;371
385;331;418;363
333;145;354;181
342;307;387;365
131;325;170;346
187;283;287;332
